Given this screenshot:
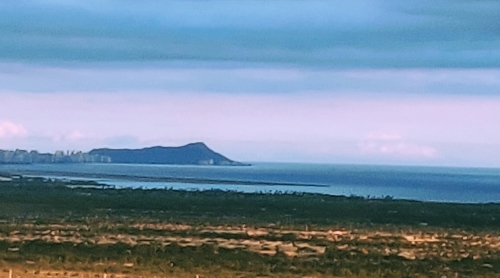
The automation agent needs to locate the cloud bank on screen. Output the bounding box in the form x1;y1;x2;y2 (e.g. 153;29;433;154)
2;64;500;96
0;121;28;138
1;0;500;67
359;135;438;159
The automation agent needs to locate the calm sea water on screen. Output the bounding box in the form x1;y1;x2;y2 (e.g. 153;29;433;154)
1;163;500;203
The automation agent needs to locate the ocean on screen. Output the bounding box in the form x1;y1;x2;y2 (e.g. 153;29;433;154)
1;163;500;204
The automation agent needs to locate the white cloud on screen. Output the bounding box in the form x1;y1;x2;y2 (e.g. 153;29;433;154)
359;134;438;158
0;121;28;138
67;130;85;141
366;133;402;141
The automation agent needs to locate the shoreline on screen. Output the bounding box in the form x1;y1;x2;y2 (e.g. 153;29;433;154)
2;170;500;204
1;170;329;187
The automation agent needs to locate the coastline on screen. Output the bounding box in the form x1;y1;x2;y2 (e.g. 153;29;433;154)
2;162;500;203
2;169;329;187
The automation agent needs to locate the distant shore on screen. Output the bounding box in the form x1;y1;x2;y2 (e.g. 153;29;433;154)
1;170;328;187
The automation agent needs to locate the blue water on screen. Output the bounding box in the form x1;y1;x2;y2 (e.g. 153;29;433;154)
1;163;500;203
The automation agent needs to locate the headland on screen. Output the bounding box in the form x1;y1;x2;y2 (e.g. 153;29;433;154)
0;142;248;166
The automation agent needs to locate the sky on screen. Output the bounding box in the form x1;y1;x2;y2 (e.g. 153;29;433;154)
1;0;500;167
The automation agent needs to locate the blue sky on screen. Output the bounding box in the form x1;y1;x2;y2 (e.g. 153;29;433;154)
1;0;500;167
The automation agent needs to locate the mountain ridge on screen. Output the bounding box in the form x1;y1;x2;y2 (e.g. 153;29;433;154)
89;142;249;166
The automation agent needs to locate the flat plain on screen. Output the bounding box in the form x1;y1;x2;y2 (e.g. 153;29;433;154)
1;175;500;277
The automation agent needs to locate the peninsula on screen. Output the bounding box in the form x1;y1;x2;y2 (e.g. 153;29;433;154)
90;142;249;166
0;142;248;166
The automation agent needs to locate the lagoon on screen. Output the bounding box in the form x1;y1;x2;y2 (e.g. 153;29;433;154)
1;162;500;203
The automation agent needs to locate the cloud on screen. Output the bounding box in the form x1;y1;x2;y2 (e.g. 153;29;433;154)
67;130;85;141
3;64;500;96
0;121;28;138
360;141;438;158
1;0;500;67
366;133;402;141
359;134;438;158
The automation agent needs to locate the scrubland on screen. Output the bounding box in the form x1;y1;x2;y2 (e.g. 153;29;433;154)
1;176;500;277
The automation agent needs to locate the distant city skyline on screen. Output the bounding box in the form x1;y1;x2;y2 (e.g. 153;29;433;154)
1;1;500;167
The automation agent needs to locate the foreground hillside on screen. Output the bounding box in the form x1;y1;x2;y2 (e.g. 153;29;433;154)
1;176;500;277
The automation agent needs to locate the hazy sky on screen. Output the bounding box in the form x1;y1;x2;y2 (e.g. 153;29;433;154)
1;0;500;167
